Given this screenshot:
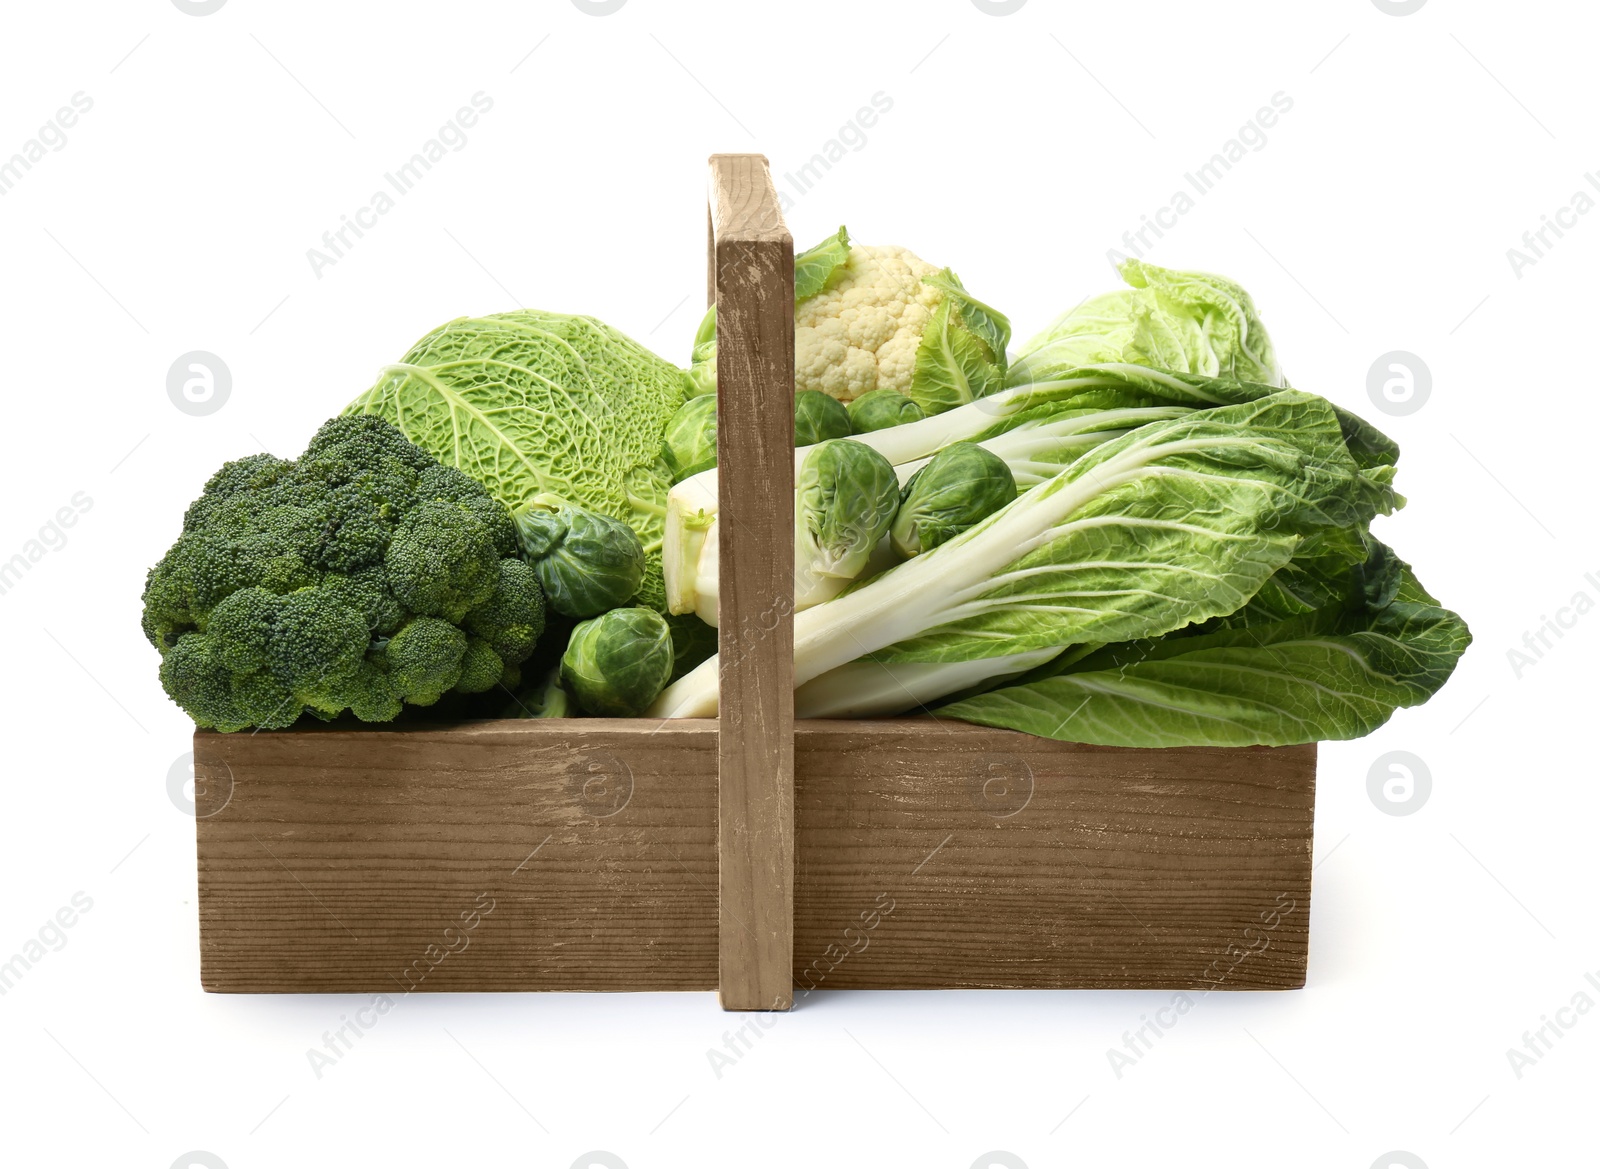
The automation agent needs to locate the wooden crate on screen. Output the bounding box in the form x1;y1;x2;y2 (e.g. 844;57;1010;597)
194;155;1316;1008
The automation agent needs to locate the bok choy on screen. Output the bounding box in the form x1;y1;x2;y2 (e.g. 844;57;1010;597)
649;390;1398;718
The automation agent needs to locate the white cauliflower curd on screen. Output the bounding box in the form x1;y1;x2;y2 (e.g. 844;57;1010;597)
794;244;943;404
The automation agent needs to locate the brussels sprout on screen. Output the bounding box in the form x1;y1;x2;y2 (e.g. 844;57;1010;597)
794;439;901;609
662;395;718;482
560;607;674;716
890;441;1016;560
847;389;926;433
794;390;853;447
686;305;718;397
513;494;645;618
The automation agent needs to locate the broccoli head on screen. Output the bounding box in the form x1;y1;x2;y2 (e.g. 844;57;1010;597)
142;415;546;731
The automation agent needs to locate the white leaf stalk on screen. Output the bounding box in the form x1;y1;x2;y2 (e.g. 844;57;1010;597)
650;396;1331;718
794;647;1062;719
664;364;1215;623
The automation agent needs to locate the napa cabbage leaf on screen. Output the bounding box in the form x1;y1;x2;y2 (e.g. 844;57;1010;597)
937;541;1471;747
1007;259;1285;390
651;390;1400;717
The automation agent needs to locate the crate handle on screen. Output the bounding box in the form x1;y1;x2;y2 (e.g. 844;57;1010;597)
708;154;796;1011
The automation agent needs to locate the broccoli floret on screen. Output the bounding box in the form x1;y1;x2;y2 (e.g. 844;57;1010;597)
322;567;407;637
463;558;546;663
181;454;296;532
142;415;545;731
267;590;371;713
418;464;519;557
385;617;466;706
385;499;502;623
343;660;402;724
454;637;504;694
160;631;300;734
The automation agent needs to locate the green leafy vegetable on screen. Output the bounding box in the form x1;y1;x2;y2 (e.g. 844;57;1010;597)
345;310;688;611
793;224;854;299
142;415;545;731
686;305;719;398
665;363;1312;616
662;395;718;483
561;607;674;717
849;389;926;432
890;441;1016;560
938;542;1470;747
907;276;1011;413
794;440;901;610
512;493;645;618
794;390;853;447
1007;259;1283;390
651;391;1399;717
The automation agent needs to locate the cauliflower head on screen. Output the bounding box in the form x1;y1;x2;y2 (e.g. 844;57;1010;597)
686;226;1011;418
794;244;943;404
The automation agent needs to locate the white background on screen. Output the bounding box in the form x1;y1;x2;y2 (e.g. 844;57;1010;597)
0;1;1594;1166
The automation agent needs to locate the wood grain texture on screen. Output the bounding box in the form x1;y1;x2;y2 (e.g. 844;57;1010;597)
195;722;1313;993
194;721;719;993
709;153;796;1010
791;723;1315;992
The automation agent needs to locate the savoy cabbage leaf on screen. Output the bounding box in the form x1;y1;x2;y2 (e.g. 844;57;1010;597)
346;310;688;610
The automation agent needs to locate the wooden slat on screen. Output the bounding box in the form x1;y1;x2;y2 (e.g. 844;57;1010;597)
194;723;1313;993
195;721;719;993
793;725;1316;991
709;153;796;1011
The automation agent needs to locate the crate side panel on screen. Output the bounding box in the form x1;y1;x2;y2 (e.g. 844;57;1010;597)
793;722;1315;991
195;722;719;993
